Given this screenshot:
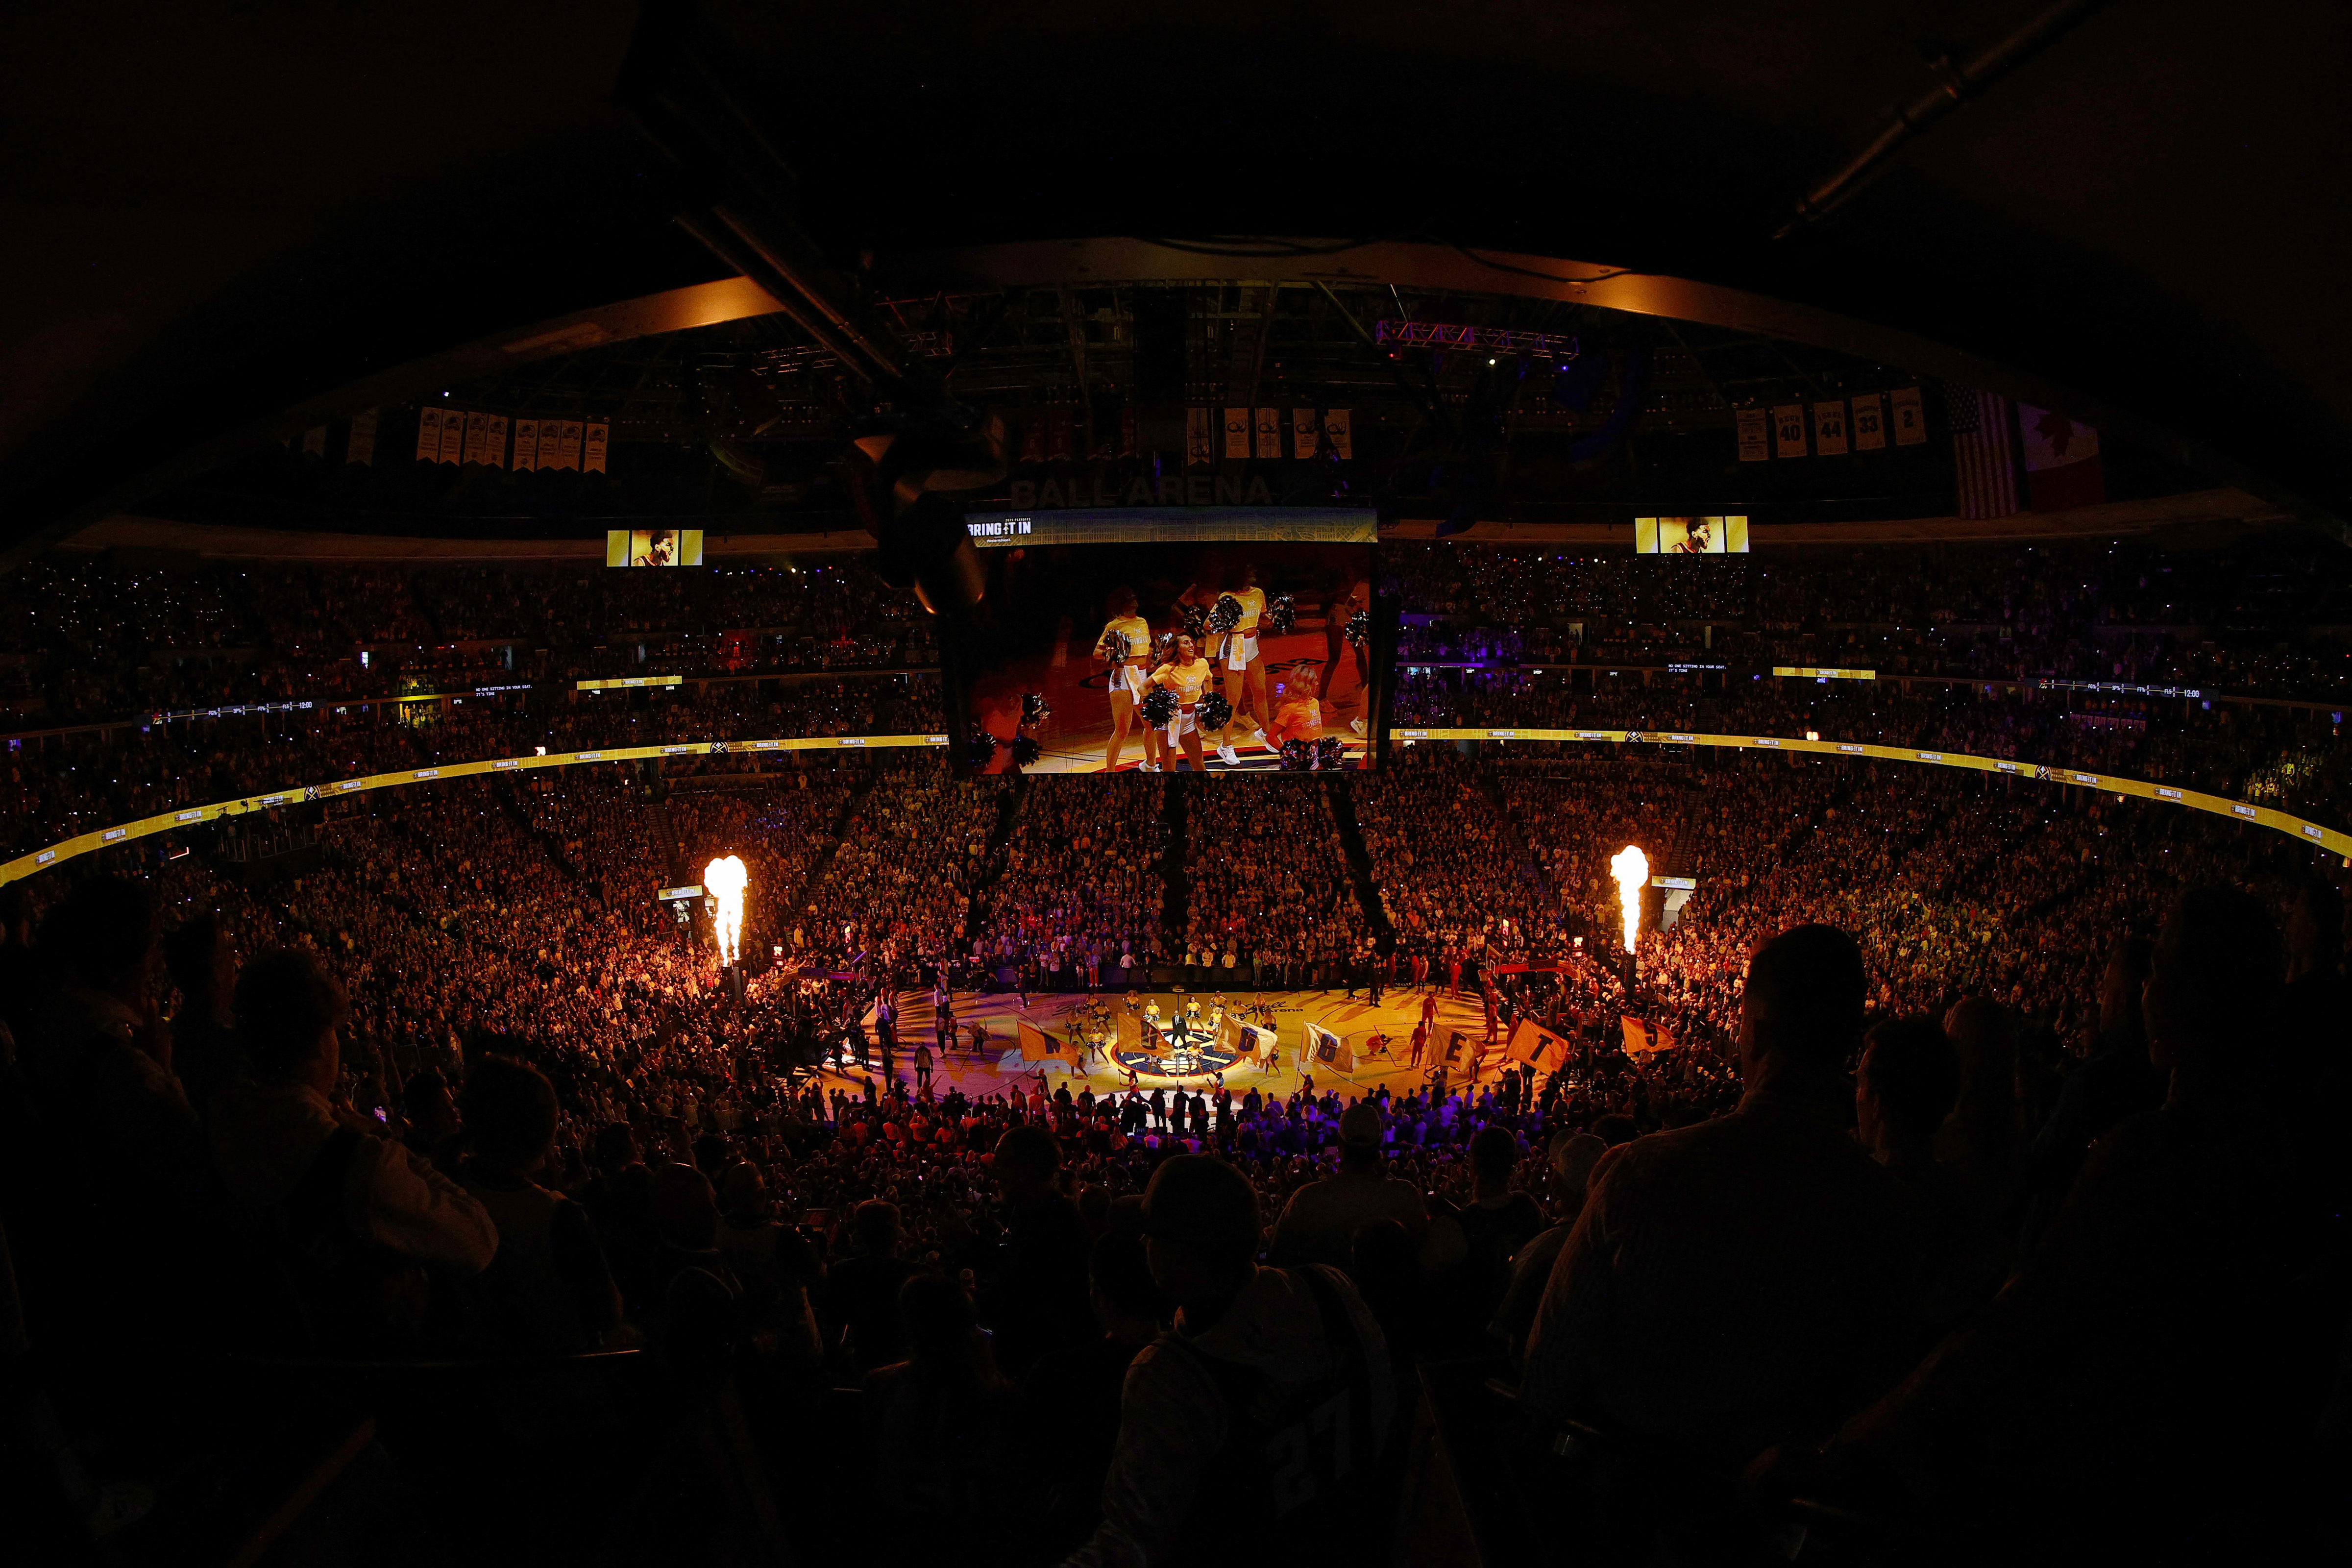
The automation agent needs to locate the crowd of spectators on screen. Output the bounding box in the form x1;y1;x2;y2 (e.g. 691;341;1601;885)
0;555;934;729
970;774;1168;991
1181;778;1369;990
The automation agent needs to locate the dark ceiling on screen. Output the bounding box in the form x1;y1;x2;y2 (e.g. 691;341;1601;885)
4;0;2348;557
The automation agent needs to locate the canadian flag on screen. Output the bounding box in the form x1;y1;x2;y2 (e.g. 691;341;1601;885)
2017;405;2104;512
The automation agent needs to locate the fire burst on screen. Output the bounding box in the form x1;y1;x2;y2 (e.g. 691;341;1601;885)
1609;844;1648;954
704;855;747;966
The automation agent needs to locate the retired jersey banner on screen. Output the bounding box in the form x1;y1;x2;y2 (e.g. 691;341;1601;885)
1736;408;1770;462
1889;386;1927;445
1850;392;1885;451
1186;407;1214;466
1323;408;1352;460
1812;400;1848;456
346;408;378;466
1772;404;1807;458
1291;408;1321;458
583;419;608;474
1224;408;1250;460
1254;407;1282;460
512;417;538;471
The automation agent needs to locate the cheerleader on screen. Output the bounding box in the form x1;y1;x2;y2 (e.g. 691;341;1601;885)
1095;586;1159;773
1207;563;1274;765
1318;568;1373;730
1146;632;1216;772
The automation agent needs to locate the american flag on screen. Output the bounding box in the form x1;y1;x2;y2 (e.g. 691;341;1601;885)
1945;384;2020;519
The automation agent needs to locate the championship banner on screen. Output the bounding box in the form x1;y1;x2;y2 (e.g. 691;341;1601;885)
1224;408;1250;459
1291;408;1321;458
347;408;378;466
461;410;490;466
301;426;326;457
554;420;584;471
1850;392;1885;451
535;418;562;469
512;417;537;471
485;413;509;469
438;408;466;466
1736;407;1769;462
582;420;607;474
1186;407;1214;466
1323;409;1353;460
1812;400;1848;456
1889;386;1927;445
1254;407;1281;460
1506;1016;1570;1071
414;406;443;463
1772;404;1807;459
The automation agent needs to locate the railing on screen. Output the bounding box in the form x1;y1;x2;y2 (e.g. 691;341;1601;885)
0;732;950;885
7;723;2343;887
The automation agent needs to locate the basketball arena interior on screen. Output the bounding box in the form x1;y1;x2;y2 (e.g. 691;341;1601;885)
2;5;2349;1565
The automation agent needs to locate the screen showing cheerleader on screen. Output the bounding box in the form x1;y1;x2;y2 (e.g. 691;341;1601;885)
946;518;1382;775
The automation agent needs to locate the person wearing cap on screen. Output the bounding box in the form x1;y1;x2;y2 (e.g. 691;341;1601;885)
1266;1100;1429;1273
1068;1155;1393;1568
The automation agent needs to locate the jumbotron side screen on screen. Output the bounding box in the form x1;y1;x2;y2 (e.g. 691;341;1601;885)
948;508;1385;775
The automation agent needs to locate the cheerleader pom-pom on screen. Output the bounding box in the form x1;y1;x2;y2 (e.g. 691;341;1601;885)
1154;630;1179;664
964;725;1001;767
1021;691;1053;725
1345;610;1372;649
1263;594;1297;634
1313;735;1347;770
1177;601;1209;639
1206;593;1244;634
1199;693;1233;731
1278;738;1313;771
1011;735;1043;768
1141;688;1177;727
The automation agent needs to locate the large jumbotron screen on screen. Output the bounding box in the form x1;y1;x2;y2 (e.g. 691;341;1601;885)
949;508;1383;775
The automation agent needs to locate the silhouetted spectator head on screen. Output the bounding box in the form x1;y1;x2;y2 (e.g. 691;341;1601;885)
1548;1130;1606;1210
1592;1113;1639;1147
44;875;160;998
234;945;349;1082
1470;1124;1518;1187
0;882;29;946
161;911;232;1005
2098;936;2156;1036
1943;997;2019;1109
693;1131;727;1175
2146;885;2284;1075
994;1124;1060;1205
2285;878;2345;978
852;1199;902;1255
402;1067;460;1144
716;1160;769;1222
650;1163;719;1250
592;1121;640;1173
900;1273;995;1386
1859;1017;1961;1152
459;1055;558;1177
1140;1154;1259;1304
1740;923;1866;1077
1088;1228;1171;1329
